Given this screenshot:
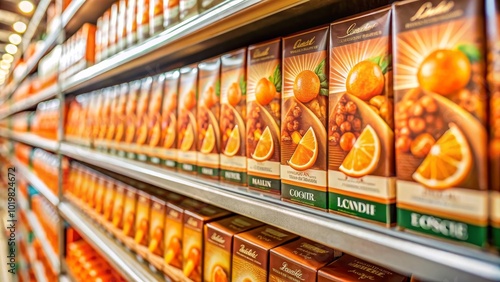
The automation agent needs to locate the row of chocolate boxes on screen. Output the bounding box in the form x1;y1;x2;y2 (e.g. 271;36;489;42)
66;160;410;282
65;0;500;248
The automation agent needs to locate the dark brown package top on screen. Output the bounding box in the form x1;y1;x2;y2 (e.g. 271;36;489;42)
221;48;247;71
207;215;263;236
150;195;166;209
235;225;299;250
283;25;329;57
318;255;407;282
248;38;281;64
393;0;482;32
184;205;231;221
330;6;391;47
271;237;341;270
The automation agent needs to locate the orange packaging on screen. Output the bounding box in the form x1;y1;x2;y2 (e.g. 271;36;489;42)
112;183;126;228
102;177;116;222
93;176;107;214
147;195;166;256
144;74;164;161
109;3;119;57
203;215;263;282
269;238;341;282
96;87;112;151
137;0;150;42
134;190;151;256
85;172;98;208
95;17;103;63
179;0;198;21
164;198;204;269
281;26;329;210
328;8;394;226
220;48;247;184
127;0;138;47
177;64;198;173
318;255;407;282
182;205;231;282
113;83;130;155
150;0;164;36
393;0;488;247
197;57;221;179
155;70;179;168
163;0;179;28
105;85;120;152
487;0;500;248
120;80;141;157
246;39;282;195
117;0;128;52
232;225;299;282
100;10;110;61
134;77;153;161
90;91;103;146
122;186;138;237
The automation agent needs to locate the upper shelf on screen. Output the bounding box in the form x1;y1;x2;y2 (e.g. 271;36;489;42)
62;0;117;37
0;84;57;120
59;142;500;282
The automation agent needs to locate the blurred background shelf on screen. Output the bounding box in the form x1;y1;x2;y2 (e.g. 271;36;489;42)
59;202;165;282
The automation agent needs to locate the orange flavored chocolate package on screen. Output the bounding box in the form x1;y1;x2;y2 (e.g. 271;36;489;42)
145;74;165;163
150;0;164;36
105;85;122;154
132;77;153;161
112;182;126;228
328;7;395;226
393;0;488;247
122;185;138;237
134;190;151;255
163;0;180;28
182;205;231;282
177;64;198;173
127;0;138;47
147;195;167;256
220;48;247;185
137;0;150;42
113;83;130;155
156;70;179;168
120;80;141;157
281;26;329;210
197;57;221;179
203;215;263;282
246;39;282;195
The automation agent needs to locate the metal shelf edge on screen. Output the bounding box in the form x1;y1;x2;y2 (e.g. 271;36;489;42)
26;212;60;273
58;202;164;282
59;142;500;282
61;0;85;27
9;132;59;152
0;84;58;120
14;158;59;206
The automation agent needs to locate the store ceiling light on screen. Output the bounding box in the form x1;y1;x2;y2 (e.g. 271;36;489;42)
2;54;13;63
19;1;34;13
9;33;22;45
13;21;27;33
5;44;18;54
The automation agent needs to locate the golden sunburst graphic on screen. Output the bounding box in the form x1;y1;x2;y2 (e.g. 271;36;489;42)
395;18;473;90
283;50;326;99
330;38;388;94
247;60;279;101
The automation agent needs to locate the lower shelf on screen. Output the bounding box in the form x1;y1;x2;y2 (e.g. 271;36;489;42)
58;202;165;282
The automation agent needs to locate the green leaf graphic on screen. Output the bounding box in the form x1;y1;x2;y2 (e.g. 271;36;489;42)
270;64;282;93
314;59;328;96
367;55;391;74
215;80;221;97
239;75;247;95
457;44;482;63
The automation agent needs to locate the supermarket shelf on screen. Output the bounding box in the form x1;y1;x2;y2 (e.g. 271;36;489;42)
59;142;500;282
58;202;165;282
26;212;60;274
60;260;77;282
14;158;59;206
61;0;309;93
0;84;58;120
9;131;58;152
62;0;116;37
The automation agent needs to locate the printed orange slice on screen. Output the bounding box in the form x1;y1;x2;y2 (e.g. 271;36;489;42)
252;126;274;161
412;123;471;189
339;125;380;177
287;127;317;171
224;125;240;157
180;123;194;152
200;124;215;154
163;116;176;149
